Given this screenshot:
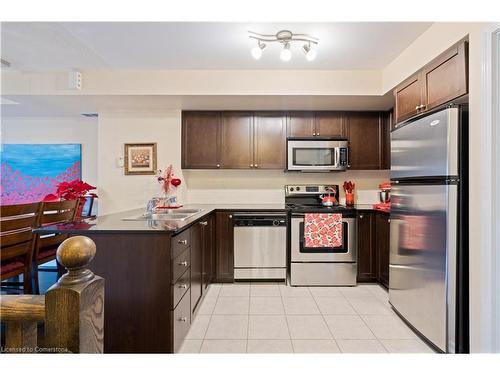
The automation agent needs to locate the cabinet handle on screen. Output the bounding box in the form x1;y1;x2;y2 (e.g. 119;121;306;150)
229;215;233;219
313;132;316;136
200;221;208;226
415;105;419;111
254;164;258;168
179;317;187;322
178;261;188;267
216;164;221;168
317;132;320;136
359;214;364;219
420;104;426;110
178;239;188;245
388;219;391;223
178;283;188;289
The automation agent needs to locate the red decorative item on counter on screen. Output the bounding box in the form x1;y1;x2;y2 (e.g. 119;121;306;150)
157;165;182;195
342;181;355;206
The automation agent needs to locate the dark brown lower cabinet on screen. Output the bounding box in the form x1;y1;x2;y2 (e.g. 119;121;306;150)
375;213;390;288
357;211;390;288
202;214;215;290
215;211;234;282
190;222;202;315
356;212;377;282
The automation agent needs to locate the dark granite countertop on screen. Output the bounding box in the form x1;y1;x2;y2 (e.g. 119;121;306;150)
34;203;389;235
34;204;288;235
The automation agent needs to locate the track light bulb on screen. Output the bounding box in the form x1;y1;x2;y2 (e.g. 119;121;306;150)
280;43;292;62
303;44;317;61
251;41;266;60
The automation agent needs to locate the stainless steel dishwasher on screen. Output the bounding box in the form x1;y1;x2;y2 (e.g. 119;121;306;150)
233;212;287;280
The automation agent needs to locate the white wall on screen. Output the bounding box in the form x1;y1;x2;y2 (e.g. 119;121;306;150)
0;116;98;186
382;22;497;352
184;170;388;205
97;110;186;215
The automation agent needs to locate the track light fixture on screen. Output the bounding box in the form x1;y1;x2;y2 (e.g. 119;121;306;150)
249;30;318;62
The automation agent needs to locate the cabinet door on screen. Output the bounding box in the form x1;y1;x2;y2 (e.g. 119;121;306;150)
315;112;345;137
220;112;254;169
376;213;390;288
190;223;202;315
202;215;215;291
347;112;383;170
357;212;376;282
423;41;468;112
287;112;315;137
394;73;424;123
382;110;392;170
254;112;286;169
215;212;234;282
182;112;220;169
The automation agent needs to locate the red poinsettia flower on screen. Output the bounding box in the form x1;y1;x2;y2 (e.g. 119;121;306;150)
43;179;97;202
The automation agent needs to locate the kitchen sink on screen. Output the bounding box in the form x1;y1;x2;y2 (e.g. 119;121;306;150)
122;208;202;221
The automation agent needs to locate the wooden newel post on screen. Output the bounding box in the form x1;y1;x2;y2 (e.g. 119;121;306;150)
44;236;104;353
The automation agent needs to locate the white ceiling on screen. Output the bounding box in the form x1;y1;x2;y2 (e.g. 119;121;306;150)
1;22;432;71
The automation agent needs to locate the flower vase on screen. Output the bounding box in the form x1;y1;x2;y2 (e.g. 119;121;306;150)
75;197;87;219
345;192;354;206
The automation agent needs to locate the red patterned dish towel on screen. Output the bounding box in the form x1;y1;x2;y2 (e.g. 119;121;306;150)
304;213;343;248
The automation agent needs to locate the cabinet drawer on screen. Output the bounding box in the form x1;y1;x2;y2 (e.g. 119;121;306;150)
172;267;190;309
172;229;190;259
172;288;191;353
172;248;190;283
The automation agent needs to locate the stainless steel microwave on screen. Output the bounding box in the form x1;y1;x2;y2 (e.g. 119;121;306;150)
286;137;349;172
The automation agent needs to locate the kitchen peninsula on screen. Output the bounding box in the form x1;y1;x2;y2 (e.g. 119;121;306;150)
35;202;390;353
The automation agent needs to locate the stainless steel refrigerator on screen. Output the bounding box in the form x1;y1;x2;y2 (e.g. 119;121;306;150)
389;106;468;353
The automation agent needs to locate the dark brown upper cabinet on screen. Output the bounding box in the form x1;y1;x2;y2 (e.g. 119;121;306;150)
253;112;286;169
394;73;423;123
181;112;221;169
287;112;345;137
394;39;468;124
287;112;316;137
220;112;254;169
315;112;346;137
346;112;385;170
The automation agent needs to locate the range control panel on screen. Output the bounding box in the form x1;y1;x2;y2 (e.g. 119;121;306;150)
285;185;338;196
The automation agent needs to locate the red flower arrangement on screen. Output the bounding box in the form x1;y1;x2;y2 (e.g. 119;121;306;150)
43;179;97;218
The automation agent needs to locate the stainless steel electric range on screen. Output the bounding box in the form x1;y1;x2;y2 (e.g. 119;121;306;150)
285;184;358;286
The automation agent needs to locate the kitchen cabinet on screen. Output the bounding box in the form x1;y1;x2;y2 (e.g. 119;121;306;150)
287;112;315;137
201;214;215;291
357;212;377;282
346;112;385;170
382;110;393;169
357;211;390;288
221;112;254;169
315;112;345;137
182;110;389;171
253;112;286;169
287;111;345;137
182;111;221;169
215;211;234;282
394;40;468;124
375;213;390;288
190;223;202;315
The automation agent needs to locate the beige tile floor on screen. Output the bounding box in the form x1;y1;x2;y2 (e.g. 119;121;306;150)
179;282;435;354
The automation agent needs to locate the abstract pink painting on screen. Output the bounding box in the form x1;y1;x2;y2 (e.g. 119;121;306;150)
1;144;82;205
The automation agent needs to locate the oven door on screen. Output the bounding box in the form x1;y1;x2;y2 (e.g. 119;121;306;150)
291;216;357;262
287;139;347;172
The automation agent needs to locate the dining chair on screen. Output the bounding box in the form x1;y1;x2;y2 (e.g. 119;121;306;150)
34;200;78;294
1;202;42;294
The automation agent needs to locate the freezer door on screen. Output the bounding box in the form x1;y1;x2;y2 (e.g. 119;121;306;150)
389;183;457;352
391;108;459;179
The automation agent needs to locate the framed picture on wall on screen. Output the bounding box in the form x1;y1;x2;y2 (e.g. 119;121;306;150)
124;143;157;175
